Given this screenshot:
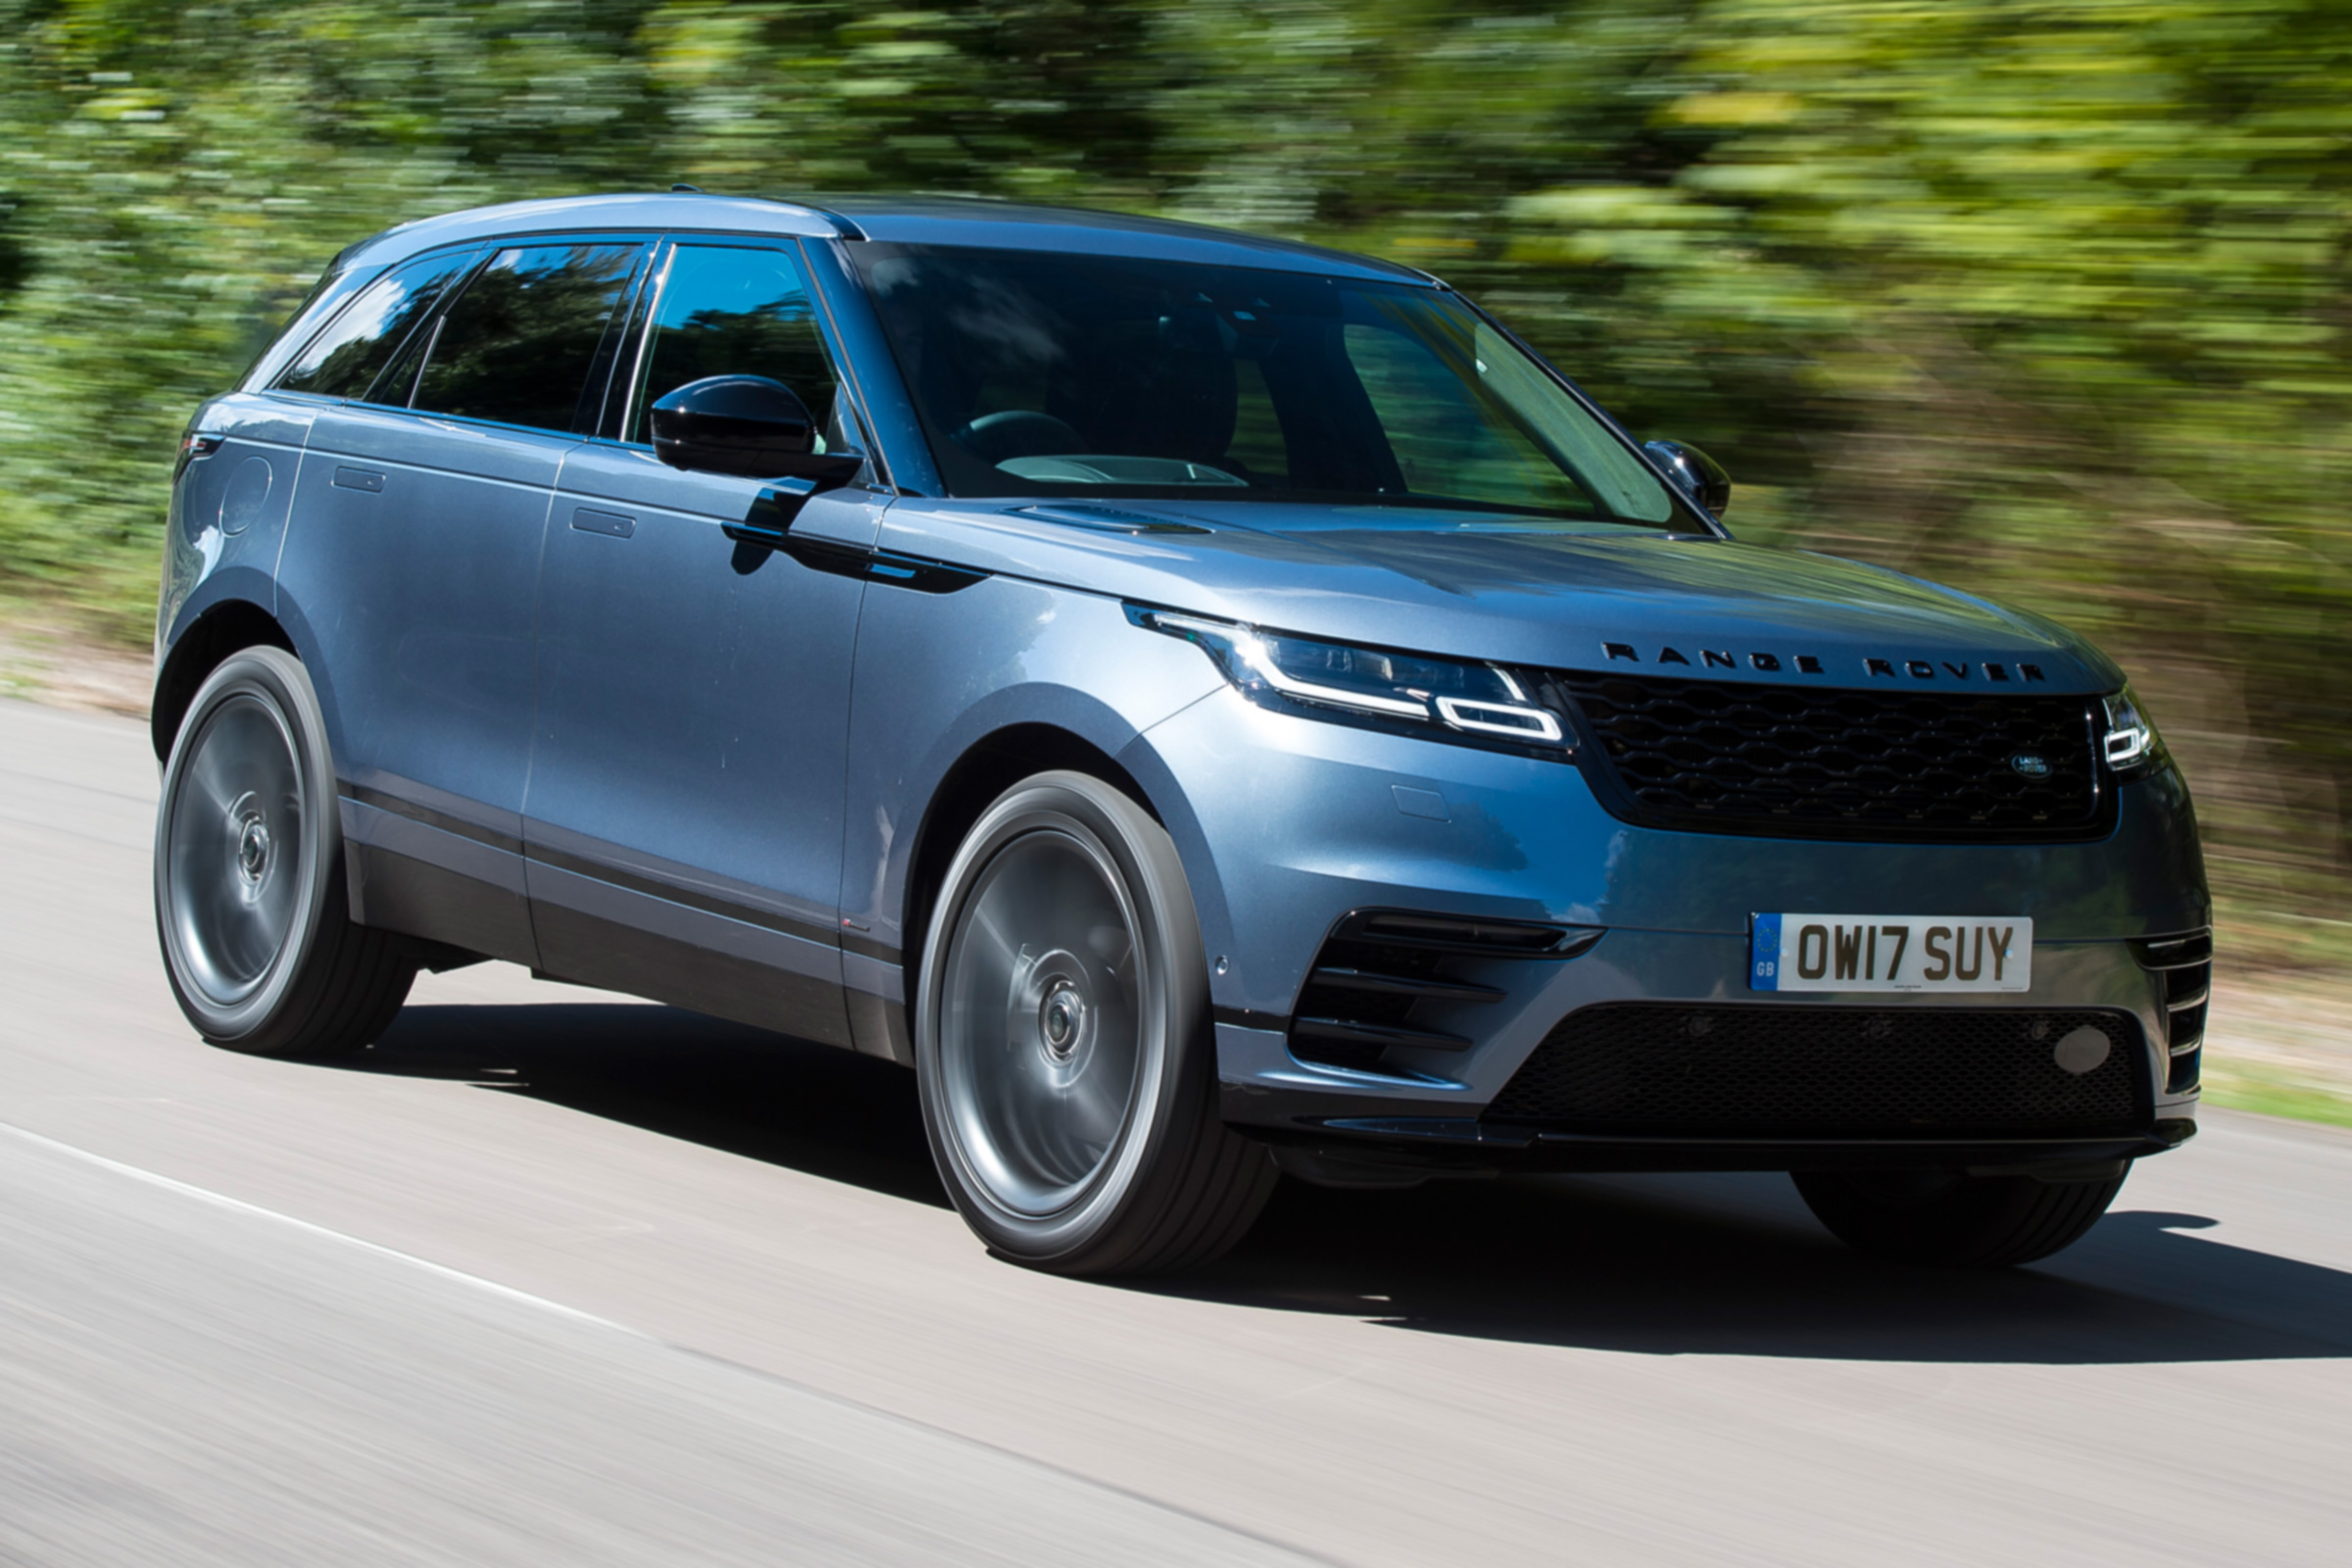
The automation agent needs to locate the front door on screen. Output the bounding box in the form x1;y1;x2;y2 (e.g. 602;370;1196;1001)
525;240;881;1046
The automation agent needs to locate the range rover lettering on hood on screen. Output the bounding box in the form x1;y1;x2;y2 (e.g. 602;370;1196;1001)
1600;643;2048;682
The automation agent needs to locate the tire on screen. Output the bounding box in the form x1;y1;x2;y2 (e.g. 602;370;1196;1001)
914;770;1276;1275
1791;1165;2129;1267
153;646;416;1057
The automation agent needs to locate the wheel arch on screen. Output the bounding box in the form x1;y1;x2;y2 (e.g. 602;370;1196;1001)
151;598;296;762
900;723;1158;989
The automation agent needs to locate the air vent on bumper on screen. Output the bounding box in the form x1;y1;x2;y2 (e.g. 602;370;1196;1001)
1289;909;1601;1074
2131;928;2212;1094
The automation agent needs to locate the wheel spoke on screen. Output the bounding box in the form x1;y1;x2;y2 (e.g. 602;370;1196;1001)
181;730;246;819
939;825;1150;1218
166;694;304;1007
962;903;1023;971
1085;920;1131;970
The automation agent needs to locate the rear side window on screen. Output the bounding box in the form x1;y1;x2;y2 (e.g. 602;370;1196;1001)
271;248;477;400
622;244;841;445
406;243;641;432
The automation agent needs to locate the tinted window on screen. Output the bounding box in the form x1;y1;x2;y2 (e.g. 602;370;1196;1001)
853;244;1677;525
409;243;640;432
271;248;476;400
623;245;842;446
1344;321;1588;515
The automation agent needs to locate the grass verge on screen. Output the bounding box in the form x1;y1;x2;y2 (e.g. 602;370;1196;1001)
2201;1060;2352;1133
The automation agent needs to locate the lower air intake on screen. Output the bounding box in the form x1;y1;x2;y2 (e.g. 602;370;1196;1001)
1288;909;1598;1073
1484;1004;2147;1137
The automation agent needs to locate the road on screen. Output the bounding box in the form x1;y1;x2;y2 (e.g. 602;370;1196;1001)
4;695;2349;1565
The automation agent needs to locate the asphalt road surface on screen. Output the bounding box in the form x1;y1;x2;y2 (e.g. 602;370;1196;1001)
5;696;2349;1566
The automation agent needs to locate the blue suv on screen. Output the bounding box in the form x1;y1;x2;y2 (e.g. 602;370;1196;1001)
153;193;2209;1273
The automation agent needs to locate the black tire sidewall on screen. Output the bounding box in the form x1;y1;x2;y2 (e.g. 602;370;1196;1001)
153;646;342;1046
914;771;1211;1270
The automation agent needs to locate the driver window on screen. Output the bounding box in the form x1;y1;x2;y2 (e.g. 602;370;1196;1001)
625;246;844;448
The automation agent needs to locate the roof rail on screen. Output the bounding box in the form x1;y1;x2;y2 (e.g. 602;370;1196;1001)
657;183;864;239
756;193;867;241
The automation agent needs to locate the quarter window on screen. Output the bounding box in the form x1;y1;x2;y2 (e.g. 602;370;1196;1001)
407;243;642;432
623;246;843;447
271;248;477;401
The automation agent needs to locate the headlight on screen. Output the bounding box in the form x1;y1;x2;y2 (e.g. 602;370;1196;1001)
2101;687;2168;778
1130;605;1574;755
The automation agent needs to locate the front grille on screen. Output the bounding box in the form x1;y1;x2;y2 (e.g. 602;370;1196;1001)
1484;1004;2148;1137
1547;671;2111;843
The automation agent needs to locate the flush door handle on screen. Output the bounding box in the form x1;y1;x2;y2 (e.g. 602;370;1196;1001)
570;507;635;539
332;466;385;493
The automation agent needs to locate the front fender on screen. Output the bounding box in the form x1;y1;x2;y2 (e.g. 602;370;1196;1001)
838;576;1223;959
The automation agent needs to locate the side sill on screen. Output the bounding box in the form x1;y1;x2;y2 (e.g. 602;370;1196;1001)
843;951;913;1066
340;798;537;967
526;857;855;1052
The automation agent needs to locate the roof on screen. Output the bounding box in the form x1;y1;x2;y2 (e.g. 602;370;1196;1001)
802;194;1431;282
335;191;1433;285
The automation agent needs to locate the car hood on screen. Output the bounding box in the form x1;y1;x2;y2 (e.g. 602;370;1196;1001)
875;499;2124;695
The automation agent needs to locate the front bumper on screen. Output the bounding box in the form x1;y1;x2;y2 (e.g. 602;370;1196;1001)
1226;1104;2194;1181
1131;686;2209;1170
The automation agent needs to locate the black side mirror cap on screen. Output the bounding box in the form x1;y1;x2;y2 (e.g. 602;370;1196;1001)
1643;439;1731;518
650;374;864;484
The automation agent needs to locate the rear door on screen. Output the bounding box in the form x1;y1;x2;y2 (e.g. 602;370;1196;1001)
273;237;645;963
524;238;884;1045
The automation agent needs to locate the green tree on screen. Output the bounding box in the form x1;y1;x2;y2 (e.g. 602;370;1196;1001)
3;0;2346;959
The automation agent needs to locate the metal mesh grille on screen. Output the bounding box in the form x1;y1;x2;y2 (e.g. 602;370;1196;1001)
1549;672;2110;842
1484;1004;2147;1136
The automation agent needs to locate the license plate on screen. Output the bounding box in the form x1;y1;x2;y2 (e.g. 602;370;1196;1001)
1750;913;2032;993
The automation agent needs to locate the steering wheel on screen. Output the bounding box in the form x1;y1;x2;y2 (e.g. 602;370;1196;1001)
951;410;1087;465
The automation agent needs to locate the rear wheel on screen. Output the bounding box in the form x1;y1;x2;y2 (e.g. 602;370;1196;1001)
915;770;1275;1275
154;646;416;1057
1792;1165;2128;1267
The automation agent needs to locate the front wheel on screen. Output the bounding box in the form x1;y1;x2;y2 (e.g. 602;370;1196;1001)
1792;1166;2129;1267
915;771;1275;1275
154;646;416;1057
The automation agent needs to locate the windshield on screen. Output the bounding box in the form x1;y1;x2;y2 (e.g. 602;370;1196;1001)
851;244;1681;527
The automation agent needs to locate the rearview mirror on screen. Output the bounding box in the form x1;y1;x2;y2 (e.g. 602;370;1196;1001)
650;375;864;484
1643;439;1731;518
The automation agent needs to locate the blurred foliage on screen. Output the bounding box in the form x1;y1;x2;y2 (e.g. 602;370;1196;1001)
3;0;2347;963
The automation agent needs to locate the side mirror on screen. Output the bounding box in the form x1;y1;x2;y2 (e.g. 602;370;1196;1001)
1643;439;1731;519
650;374;864;485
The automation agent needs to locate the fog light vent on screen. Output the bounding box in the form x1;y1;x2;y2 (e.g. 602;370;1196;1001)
2130;927;2211;1091
1288;908;1600;1074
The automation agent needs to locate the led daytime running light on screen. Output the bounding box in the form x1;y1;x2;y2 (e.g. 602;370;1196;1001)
2100;688;2165;777
1436;696;1563;742
1227;627;1432;719
1141;609;1569;749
